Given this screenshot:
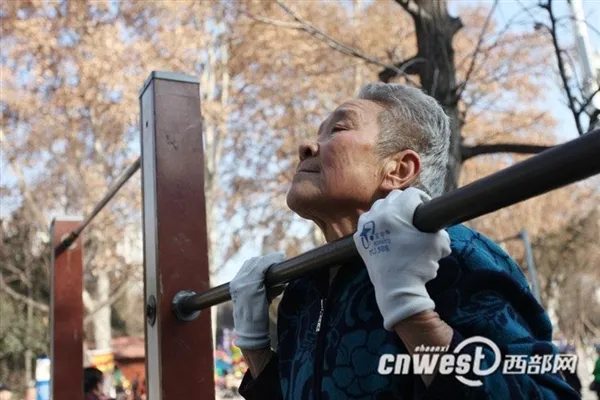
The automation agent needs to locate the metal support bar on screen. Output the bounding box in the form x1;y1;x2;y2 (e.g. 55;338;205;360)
497;229;542;301
497;234;521;243
54;156;141;256
568;0;600;114
173;128;600;319
520;229;541;302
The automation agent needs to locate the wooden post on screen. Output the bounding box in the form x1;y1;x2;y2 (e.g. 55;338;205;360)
50;217;84;400
140;71;215;399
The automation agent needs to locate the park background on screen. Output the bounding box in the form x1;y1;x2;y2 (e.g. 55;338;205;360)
1;0;599;398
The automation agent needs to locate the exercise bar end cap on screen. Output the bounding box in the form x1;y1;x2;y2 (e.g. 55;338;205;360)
171;290;202;322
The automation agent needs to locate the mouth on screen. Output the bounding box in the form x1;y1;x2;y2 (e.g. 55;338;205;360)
296;164;319;174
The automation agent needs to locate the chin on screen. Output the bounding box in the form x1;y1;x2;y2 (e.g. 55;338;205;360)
286;188;319;219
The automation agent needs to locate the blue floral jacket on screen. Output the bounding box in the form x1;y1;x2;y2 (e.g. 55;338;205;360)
239;225;579;399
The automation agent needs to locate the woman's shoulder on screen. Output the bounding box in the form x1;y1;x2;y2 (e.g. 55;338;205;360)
446;224;528;283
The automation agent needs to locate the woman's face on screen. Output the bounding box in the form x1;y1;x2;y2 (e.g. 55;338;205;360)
286;99;386;220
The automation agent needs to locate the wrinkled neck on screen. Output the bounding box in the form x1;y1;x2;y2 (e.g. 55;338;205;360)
320;218;357;242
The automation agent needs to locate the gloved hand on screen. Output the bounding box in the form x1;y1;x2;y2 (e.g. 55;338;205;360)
229;252;285;349
353;188;451;331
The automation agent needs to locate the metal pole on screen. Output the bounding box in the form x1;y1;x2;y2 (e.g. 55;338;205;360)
520;229;541;302
54;156;141;256
172;128;600;320
568;0;600;115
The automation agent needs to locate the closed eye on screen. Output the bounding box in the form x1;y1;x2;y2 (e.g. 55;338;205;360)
332;126;346;133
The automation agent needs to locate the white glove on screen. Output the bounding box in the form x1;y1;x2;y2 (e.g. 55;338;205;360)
353;188;451;331
229;252;285;350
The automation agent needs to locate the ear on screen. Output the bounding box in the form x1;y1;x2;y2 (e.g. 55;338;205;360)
379;150;421;193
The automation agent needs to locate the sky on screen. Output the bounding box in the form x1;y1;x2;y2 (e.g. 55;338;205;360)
447;0;600;141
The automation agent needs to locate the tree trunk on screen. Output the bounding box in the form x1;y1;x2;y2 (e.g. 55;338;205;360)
124;282;144;337
93;270;112;350
203;29;230;351
445;109;463;192
399;0;463;191
545;279;560;329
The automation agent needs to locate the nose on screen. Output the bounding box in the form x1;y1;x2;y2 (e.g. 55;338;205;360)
299;140;319;162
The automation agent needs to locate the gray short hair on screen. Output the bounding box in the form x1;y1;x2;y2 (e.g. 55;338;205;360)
357;83;450;197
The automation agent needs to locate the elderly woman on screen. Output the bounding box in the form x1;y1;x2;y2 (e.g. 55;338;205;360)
229;83;578;399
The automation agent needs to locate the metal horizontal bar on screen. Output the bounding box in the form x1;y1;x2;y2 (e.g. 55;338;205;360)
54;156;141;256
174;129;600;319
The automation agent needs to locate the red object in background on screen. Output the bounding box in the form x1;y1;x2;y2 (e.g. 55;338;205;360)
112;336;146;385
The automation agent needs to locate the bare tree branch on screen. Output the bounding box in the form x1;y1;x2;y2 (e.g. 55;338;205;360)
378;56;425;83
83;269;138;324
461;143;553;160
4;153;48;230
83;289;94;312
475;63;547;87
589;109;600;131
244;1;418;86
457;0;499;97
583;19;600;38
540;0;585;135
577;87;600;117
0;272;49;312
462;90;506;122
395;0;463;34
463;112;548;145
455;3;539;72
1;263;31;288
583;316;600;337
385;0;462;87
395;0;429;20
